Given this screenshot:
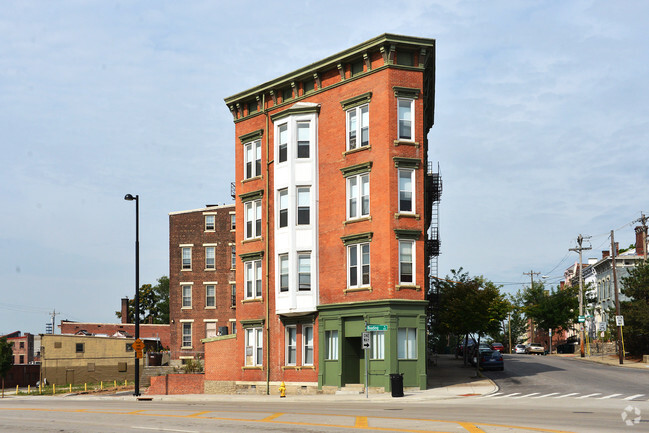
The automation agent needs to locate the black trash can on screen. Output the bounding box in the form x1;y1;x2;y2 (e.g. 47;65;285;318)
390;373;404;397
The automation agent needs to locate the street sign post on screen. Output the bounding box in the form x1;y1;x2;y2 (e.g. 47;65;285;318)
616;315;625;327
366;324;387;332
578;315;585;323
362;332;371;349
361;331;371;399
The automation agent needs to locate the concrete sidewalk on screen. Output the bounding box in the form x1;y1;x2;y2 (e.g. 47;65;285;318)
556;352;649;370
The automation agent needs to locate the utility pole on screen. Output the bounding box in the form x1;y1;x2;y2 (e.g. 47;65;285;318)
50;310;58;335
523;270;540;342
569;235;591;357
638;213;648;261
611;230;624;364
508;311;512;354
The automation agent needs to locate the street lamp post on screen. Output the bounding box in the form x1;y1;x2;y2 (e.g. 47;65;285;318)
124;193;140;396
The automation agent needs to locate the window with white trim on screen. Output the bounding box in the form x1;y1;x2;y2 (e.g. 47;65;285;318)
244;260;262;299
348;243;370;288
278;189;288;228
245;327;263;366
397;98;414;141
398;169;415;213
205;247;215;270
399;240;414;284
244;140;262;179
286;326;297;365
278;123;288;163
230;246;236;269
230;284;236;307
371;331;385;360
298;253;311;291
182;285;192;308
205;285;215;308
297;187;310;225
279;254;289;292
397;328;417;359
296;122;310;158
347;104;369;150
230;214;236;231
182;247;192;270
182;323;192;348
205;215;215;231
325;330;338;360
347;173;369;219
245;199;262;239
205;322;217;338
303;325;314;365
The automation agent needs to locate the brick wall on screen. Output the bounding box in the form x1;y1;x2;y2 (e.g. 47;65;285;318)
146;373;204;395
203;335;239;381
59;322;171;349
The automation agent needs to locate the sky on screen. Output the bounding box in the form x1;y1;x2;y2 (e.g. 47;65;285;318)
2;0;648;335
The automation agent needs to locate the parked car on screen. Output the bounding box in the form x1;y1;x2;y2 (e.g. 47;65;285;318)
455;339;476;358
478;349;504;370
470;343;493;366
525;343;545;355
514;344;526;354
490;342;505;352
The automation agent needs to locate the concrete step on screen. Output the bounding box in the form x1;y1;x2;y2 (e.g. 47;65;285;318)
336;384;365;395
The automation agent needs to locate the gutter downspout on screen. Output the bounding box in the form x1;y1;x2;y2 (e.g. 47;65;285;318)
263;93;271;395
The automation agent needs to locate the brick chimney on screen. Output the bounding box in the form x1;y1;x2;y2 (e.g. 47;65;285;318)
602;250;610;259
635;226;646;257
121;298;130;324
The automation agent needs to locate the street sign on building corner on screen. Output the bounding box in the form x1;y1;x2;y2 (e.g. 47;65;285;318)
362;332;371;349
366;324;387;332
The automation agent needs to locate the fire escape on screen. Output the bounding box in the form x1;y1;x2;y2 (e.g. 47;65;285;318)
425;161;442;301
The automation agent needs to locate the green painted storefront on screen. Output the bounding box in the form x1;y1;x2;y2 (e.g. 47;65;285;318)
317;299;428;390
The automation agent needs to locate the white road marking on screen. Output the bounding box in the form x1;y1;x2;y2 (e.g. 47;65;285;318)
598;393;622;399
576;393;601;399
624;394;645;400
493;393;521;399
481;393;502;398
532;392;559;399
555;393;579;399
132;428;197;433
512;393;540;399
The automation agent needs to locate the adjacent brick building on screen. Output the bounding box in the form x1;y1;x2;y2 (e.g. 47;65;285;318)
169;204;236;366
205;34;438;393
59;320;170;350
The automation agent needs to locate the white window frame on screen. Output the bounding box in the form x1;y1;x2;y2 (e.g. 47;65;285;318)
397;328;417;359
244;260;262;299
346;173;370;220
398;168;415;213
278;188;288;228
245;199;262;239
230;213;236;231
205;214;215;231
303;324;314;366
371;331;385;360
244;139;262;179
245;327;263;366
278;253;289;293
347;243;370;288
230;245;236;269
399;240;415;285
285;325;297;366
278;123;288;163
181;247;192;270
205;321;217;338
296;187;310;226
298;252;311;291
205;284;216;308
181;322;192;348
325;330;338;360
346;104;369;150
205;246;215;270
397;98;414;141
296;121;311;158
181;284;192;308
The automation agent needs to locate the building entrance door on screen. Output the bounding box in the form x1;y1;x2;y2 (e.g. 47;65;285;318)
342;336;364;385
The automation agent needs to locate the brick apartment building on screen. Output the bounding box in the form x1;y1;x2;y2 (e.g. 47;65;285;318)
204;34;438;393
169;204;236;366
3;331;35;365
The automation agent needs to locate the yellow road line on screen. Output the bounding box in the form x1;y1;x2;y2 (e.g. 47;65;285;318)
261;412;284;421
355;416;368;427
458;422;486;433
187;411;211;417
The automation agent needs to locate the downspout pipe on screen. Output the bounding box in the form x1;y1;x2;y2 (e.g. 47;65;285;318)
263;93;271;394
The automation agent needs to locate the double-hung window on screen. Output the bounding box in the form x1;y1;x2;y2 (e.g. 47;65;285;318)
298;253;311;291
245;200;262;239
244;140;262;179
245;260;262;299
279;254;289;292
278;124;288;163
182;323;192;348
182;285;192;308
297;187;310;225
181;247;192;270
399;240;414;284
348;243;370;288
205;285;215;308
245;327;263;366
230;214;236;231
347;174;369;219
325;330;338;360
205;247;215;270
205;215;215;231
371;331;385;359
296;122;310;158
397;328;417;359
347;104;369;150
230;246;236;269
286;326;297;365
303;325;314;365
278;189;288;228
398;169;415;213
397;99;414;141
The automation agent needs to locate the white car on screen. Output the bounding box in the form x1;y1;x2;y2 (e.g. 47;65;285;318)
514;344;526;354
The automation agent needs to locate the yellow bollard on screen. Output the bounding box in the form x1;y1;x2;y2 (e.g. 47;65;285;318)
53;384;56;395
69;384;72;393
125;379;128;386
101;381;103;390
114;380;116;388
85;383;87;392
28;385;30;394
16;385;19;395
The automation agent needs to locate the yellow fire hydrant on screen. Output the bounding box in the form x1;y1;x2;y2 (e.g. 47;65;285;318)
279;381;286;398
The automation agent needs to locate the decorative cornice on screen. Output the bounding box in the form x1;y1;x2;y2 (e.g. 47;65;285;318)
393;157;421;169
340;161;373;177
394;229;421;240
270;103;321;122
238;129;264;144
341;232;373;246
340;92;372;111
241;318;265;328
239;250;264;262
393;86;420;99
239;189;264;202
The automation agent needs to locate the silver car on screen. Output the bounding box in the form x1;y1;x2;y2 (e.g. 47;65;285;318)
514;344;526;354
525;343;545;355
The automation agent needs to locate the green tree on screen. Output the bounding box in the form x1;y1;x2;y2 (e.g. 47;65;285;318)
491;292;528;350
522;281;578;346
0;337;13;398
116;276;170;324
620;261;649;356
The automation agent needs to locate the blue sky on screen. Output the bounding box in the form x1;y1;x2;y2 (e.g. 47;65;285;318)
2;1;648;334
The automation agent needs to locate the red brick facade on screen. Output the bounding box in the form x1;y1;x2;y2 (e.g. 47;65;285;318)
3;332;34;365
146;373;204;395
169;204;236;363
